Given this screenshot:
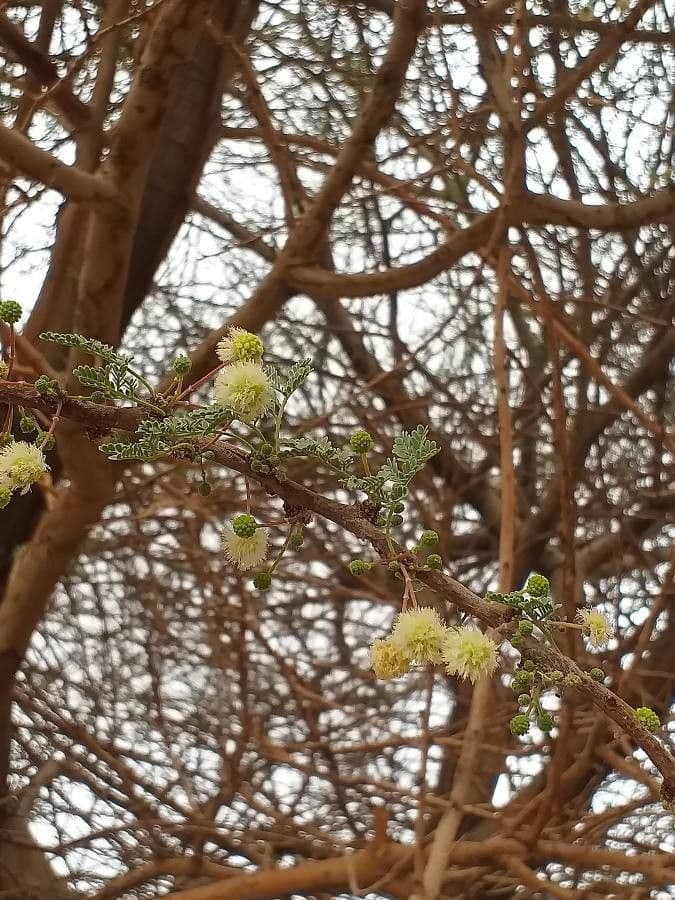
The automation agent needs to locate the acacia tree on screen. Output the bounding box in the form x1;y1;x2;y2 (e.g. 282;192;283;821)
0;0;673;898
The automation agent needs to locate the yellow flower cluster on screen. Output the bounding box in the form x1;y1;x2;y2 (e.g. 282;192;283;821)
0;441;48;504
369;607;500;682
213;328;272;422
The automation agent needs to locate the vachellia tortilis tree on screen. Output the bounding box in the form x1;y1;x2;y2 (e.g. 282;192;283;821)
0;0;673;898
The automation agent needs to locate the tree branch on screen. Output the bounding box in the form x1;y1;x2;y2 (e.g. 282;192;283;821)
0;121;114;201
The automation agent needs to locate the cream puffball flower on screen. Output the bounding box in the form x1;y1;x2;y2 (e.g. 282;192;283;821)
216;328;264;364
442;626;499;683
369;639;411;679
0;440;48;490
222;524;269;570
213;361;273;422
577;608;613;647
390;607;448;664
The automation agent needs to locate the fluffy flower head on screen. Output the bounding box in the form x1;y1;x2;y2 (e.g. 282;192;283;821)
391;607;447;664
442;626;499;683
216;328;264;364
369;638;411;679
0;440;48;489
222;523;269;570
577;608;613;647
0;475;13;509
214;361;273;422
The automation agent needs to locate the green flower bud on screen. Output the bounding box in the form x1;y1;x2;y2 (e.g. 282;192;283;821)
419;530;439;547
390;484;406;500
350;430;373;453
349;559;372;576
548;670;564;684
0;300;22;324
510;714;530;737
516;619;534;636
426;554;442;570
511;670;534;691
198;481;211;497
589;667;605;682
523;660;536;672
90;391;107;403
173;355;192;375
232;514;258;538
563;673;582;688
34;376;60;397
510;632;524;648
290;526;304;550
260;443;274;458
388;560;400;573
634;706;660;734
526;573;549;597
391;501;405;513
253;571;272;590
19;415;37;434
537;713;554;733
390;514;404;526
517;693;531;707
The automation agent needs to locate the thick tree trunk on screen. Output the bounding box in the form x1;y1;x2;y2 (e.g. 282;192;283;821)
0;2;257;893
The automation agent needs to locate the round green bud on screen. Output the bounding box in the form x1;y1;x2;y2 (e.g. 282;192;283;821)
387;560;400;573
390;514;404;526
391;501;405;513
349;560;372;576
589;667;605;682
232;514;258;538
511;670;534;691
34;376;59;396
419;530;439;547
290;526;304;550
517;693;531;707
41;434;55;451
563;673;582;688
548;670;564;684
90;391;107;403
634;706;661;734
523;660;536;672
173;355;192;376
231;330;264;362
253;571;272;590
198;481;211;497
510;714;530;737
390;484;406;500
537;713;554;733
0;360;8;380
0;300;22;324
350;430;373;454
426;554;442;570
526;573;549;597
19;415;36;433
510;633;524;648
516;619;533;636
